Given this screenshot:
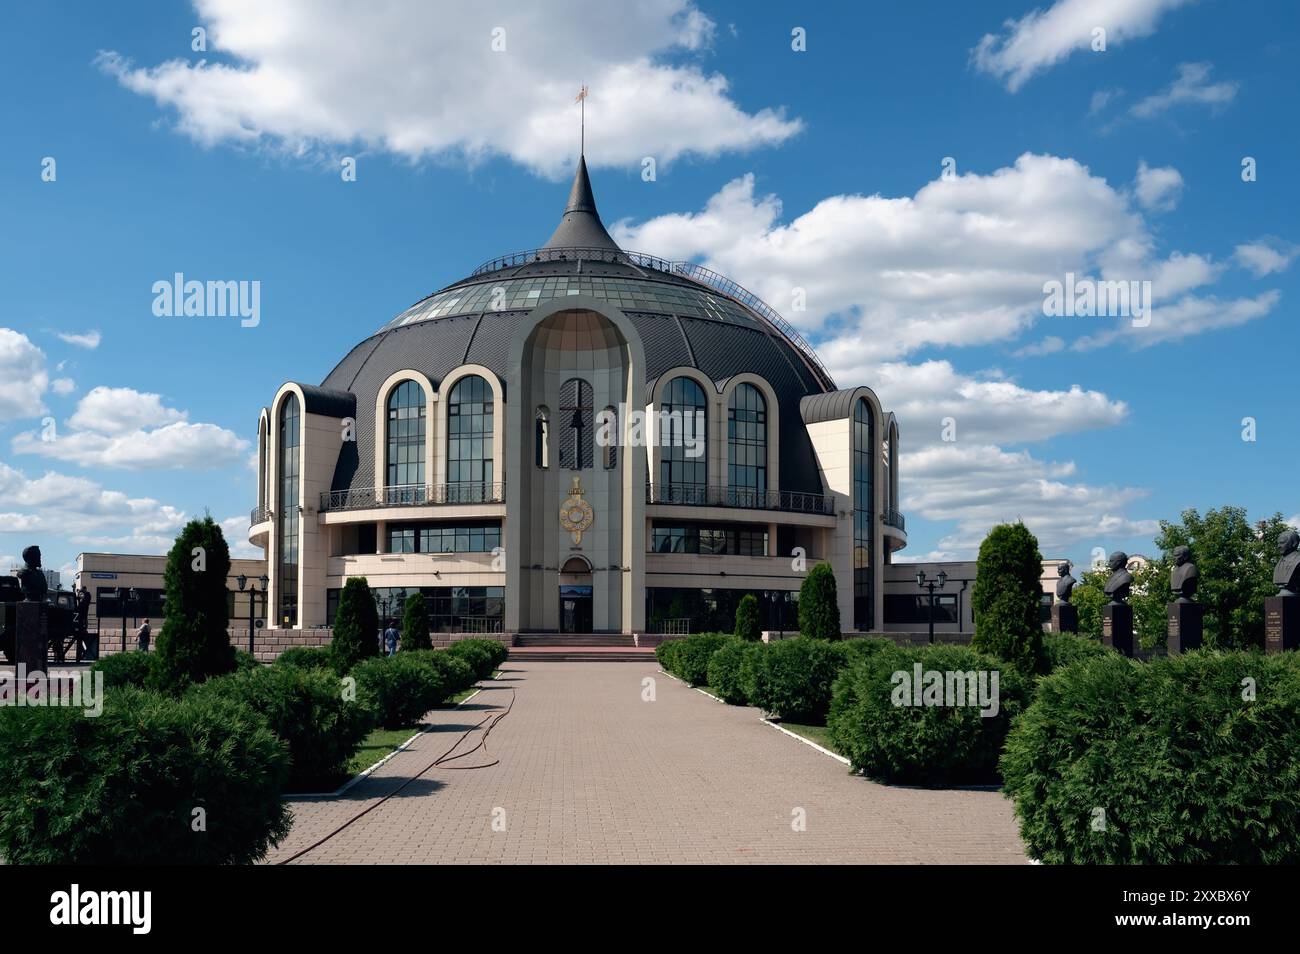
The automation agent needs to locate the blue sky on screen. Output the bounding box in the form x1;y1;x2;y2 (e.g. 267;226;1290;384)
1;0;1297;580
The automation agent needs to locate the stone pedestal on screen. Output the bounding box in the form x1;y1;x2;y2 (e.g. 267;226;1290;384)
1102;603;1133;657
14;602;47;677
1166;600;1203;655
1264;595;1299;654
1050;602;1078;634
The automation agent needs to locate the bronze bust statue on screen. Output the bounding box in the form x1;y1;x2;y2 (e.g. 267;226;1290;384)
1169;545;1198;602
1054;562;1076;603
17;545;48;603
1103;551;1132;604
1275;529;1300;597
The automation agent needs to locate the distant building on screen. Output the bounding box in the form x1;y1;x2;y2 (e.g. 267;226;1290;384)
7;566;60;592
881;559;1070;638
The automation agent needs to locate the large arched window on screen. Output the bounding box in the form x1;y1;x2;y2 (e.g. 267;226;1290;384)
660;377;708;503
257;416;268;511
559;378;593;470
853;398;873;631
728;383;767;507
277;393;301;627
447;375;494;501
386;380;426;502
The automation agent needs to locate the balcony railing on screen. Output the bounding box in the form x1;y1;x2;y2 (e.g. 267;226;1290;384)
249;505;272;525
882;507;906;532
646;483;835;515
320;482;506;513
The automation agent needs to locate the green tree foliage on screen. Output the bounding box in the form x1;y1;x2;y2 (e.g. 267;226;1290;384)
1153;507;1291;649
798;564;841;639
331;577;379;672
733;594;761;641
401;592;432;651
151;516;236;693
1069;566;1108;640
971;523;1045;674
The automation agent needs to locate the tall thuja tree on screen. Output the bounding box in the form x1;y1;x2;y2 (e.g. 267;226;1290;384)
733;594;761;642
331;577;379;671
401;592;432;651
152;515;236;693
971;522;1045;675
1154;507;1292;649
798;564;841;639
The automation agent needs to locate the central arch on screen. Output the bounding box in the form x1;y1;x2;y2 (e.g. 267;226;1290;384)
559;555;594;633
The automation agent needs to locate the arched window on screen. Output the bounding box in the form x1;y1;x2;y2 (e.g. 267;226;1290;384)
257;417;268;511
447;375;494;501
535;406;550;469
277;393;301;627
660;377;708;503
728;383;767;507
559;378;593;470
601;406;618;470
853;398;873;631
386;380;426;502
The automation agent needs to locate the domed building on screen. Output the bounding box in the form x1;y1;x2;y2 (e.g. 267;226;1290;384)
249;157;906;637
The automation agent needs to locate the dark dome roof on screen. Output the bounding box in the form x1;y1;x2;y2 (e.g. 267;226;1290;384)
320;158;836;498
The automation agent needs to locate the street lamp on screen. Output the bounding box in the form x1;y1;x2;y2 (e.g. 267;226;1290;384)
237;574;260;659
915;568;948;644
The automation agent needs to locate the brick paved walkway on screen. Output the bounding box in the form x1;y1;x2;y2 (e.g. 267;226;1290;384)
266;662;1027;864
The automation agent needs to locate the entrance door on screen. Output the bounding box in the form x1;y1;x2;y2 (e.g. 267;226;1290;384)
560;584;593;633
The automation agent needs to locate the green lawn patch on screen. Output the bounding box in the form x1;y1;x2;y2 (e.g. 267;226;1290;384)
346;726;420;777
778;721;841;754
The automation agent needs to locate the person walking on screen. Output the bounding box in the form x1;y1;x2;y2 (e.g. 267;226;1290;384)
382;619;399;656
135;618;151;652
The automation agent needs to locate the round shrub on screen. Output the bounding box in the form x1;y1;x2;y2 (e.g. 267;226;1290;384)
828;643;1031;786
446;638;503;679
353;653;452;729
734;594;761;642
233;649;260;671
405;650;477;697
749;636;847;722
89;651;158;690
655;638;683;674
1041;631;1112;673
275;645;339;673
1001;650;1300;864
708;640;762;705
0;687;291;864
193;665;374;791
669;633;732;686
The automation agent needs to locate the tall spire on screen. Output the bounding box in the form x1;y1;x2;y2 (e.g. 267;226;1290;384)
541;155;622;251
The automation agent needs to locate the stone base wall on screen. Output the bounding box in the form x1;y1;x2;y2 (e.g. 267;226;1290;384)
92;627;512;663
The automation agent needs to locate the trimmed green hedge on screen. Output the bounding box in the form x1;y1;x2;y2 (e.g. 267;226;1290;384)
749;637;850;722
274;645;340;673
659;633;732;686
404;650;478;698
828;643;1032;786
89;651;158;689
193;665;374;790
707;640;760;705
0;688;291;864
446;638;506;680
1001;650;1300;863
353;652;471;729
1041;631;1112;673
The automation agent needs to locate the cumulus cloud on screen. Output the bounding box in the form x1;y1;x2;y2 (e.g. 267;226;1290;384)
1134;160;1183;212
96;0;800;177
973;0;1194;92
0;462;187;543
57;329;101;350
12;386;249;470
1234;240;1297;277
1131;62;1238;118
51;378;77;396
0;328;50;417
221;515;263;559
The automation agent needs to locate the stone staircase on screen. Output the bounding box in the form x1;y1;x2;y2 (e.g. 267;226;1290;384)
510;633;655;662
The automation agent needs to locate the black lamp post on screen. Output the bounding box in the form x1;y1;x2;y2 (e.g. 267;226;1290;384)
237;574;257;659
915;568;948;644
130;586;140;629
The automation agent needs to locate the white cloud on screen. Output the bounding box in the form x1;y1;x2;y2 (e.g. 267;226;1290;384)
0;462;187;541
1134;160;1183;212
973;0;1193;92
67;386;185;435
221;515;263;560
1072;290;1280;351
1131;62;1238;118
51;378;77;396
97;0;800;177
12;386;249;470
57;329;102;350
1234;240;1297;277
1013;335;1065;357
0;328;49;417
1088;87;1123;116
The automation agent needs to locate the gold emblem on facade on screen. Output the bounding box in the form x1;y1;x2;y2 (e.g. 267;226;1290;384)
559;474;594;544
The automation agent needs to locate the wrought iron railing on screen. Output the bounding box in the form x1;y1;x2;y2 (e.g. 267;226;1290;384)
645;483;835;515
249;505;273;525
882;507;906;532
467;246;836;391
452;617;504;634
320;482;506;512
